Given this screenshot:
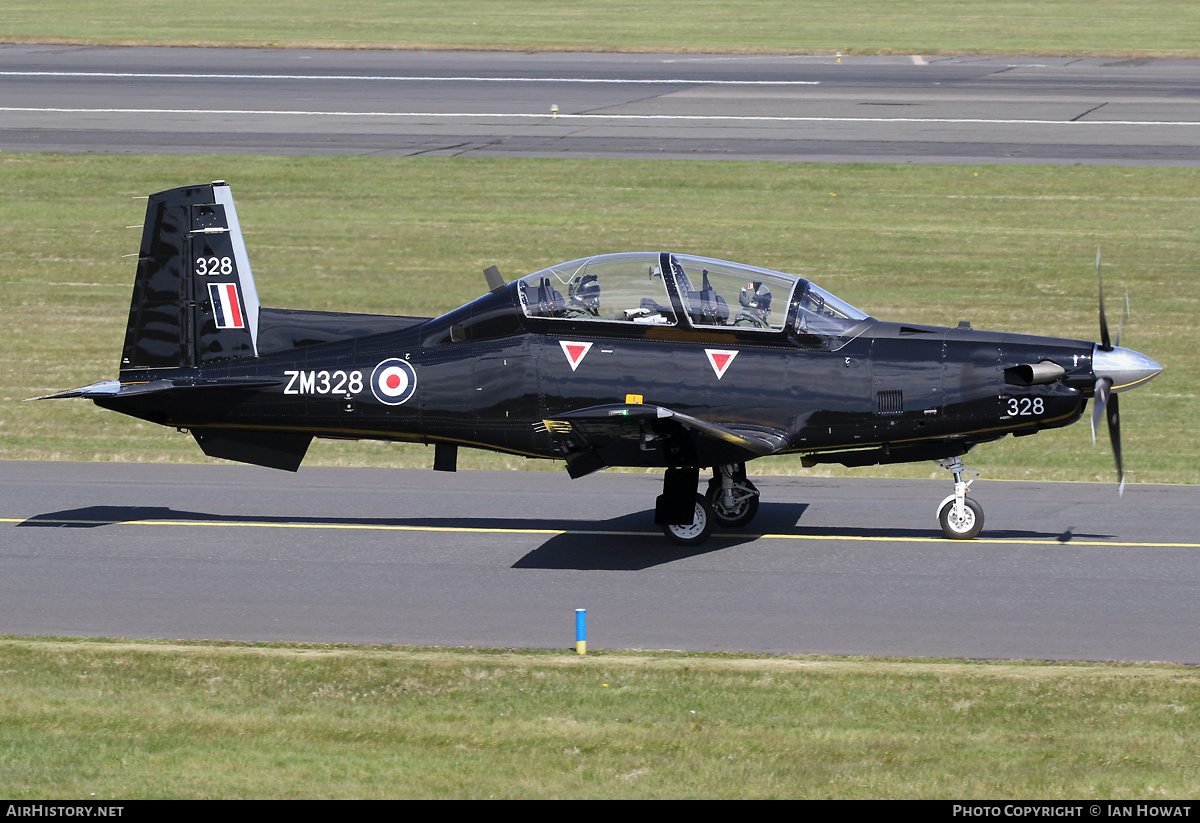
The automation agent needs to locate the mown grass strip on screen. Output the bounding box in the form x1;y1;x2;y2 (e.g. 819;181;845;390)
6;1;1200;56
1;637;1198;799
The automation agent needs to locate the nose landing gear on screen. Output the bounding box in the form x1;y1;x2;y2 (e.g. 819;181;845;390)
935;456;984;539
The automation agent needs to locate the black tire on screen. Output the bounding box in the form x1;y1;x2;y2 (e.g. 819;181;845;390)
705;478;760;528
938;496;984;540
662;494;715;546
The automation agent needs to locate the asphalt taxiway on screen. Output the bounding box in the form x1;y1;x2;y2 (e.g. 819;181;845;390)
3;461;1197;662
4;45;1196;660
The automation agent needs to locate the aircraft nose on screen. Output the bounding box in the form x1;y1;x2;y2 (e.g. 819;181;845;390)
1092;344;1163;392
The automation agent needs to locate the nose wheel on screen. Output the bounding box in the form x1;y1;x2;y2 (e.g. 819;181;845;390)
938;495;984;539
935;456;984;540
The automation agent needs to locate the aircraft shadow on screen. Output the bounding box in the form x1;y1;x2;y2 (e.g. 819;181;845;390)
19;504;1112;573
508;503;1113;570
16;504;778;571
16;504;667;536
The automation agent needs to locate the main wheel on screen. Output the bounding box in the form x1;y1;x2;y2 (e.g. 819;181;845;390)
705;478;760;528
938;496;984;540
662;494;715;546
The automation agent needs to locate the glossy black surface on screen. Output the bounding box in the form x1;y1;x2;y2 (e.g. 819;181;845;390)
92;183;1106;481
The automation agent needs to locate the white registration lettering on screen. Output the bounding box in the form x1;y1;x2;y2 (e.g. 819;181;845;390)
195;256;233;276
1006;397;1045;416
283;370;364;397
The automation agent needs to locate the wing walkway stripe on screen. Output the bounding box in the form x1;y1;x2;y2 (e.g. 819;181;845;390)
4;517;1198;548
4;107;1199;126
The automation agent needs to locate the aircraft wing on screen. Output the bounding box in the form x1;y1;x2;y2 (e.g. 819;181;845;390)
541;403;789;478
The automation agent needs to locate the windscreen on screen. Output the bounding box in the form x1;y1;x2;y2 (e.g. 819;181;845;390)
795;281;869;337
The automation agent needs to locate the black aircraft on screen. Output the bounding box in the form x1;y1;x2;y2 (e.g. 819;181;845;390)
44;181;1163;544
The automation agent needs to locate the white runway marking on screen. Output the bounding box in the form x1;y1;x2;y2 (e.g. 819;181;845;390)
3;106;1198;127
0;71;821;85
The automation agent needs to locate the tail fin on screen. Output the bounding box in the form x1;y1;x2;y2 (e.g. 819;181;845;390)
121;181;261;371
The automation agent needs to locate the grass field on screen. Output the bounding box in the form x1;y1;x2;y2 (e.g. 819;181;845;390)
5;0;1200;56
1;153;1192;484
3;11;1198;801
1;638;1198;799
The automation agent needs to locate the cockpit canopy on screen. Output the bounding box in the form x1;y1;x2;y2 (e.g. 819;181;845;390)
517;252;867;341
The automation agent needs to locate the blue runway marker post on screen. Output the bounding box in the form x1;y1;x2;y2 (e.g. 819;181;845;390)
576;608;587;655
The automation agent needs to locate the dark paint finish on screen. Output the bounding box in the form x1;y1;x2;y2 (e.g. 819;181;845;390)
55;182;1159;542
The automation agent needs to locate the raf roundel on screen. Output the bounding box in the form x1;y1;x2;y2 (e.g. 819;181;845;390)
370;358;418;406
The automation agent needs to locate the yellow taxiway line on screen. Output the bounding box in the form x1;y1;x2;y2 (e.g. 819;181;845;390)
4;517;1199;549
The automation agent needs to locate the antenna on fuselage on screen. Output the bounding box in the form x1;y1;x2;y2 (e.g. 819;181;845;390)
483;265;505;293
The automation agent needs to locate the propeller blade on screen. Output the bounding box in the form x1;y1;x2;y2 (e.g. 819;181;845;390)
1115;292;1130;349
1089;377;1124;492
1107;391;1124;495
1096;246;1112;351
1091;376;1111;445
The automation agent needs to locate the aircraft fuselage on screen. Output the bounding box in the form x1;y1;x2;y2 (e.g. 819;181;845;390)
97;282;1094;472
54;181;1159;543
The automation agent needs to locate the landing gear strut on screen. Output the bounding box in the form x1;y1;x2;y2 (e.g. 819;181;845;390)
705;463;760;528
935;456;984;540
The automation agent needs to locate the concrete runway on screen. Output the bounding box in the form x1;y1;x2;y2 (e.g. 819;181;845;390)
3;45;1200;163
3;461;1198;662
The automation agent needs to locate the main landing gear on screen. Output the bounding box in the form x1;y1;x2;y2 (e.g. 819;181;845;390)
706;463;760;528
935;456;984;540
657;463;760;546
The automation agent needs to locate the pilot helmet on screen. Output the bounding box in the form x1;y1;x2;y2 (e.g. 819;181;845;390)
573;273;601;309
739;281;772;314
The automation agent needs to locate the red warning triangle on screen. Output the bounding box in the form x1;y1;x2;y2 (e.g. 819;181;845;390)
705;348;738;380
560;340;593;372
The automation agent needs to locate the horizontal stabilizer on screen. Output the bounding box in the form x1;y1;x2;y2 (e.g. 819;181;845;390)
34;376;282;401
34;380;127;400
